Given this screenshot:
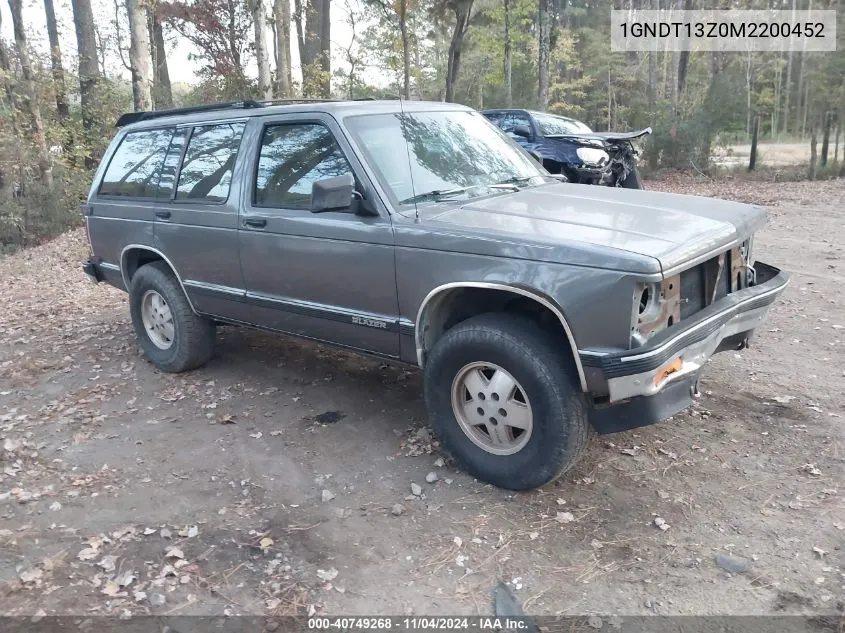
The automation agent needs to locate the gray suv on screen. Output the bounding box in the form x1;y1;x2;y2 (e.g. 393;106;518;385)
82;99;789;490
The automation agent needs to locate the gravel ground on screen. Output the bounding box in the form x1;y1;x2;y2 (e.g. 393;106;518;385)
0;176;843;618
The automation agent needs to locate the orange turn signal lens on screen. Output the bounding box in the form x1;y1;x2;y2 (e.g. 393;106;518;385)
654;356;683;386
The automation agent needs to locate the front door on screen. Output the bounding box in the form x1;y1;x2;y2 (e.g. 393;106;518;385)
237;113;399;357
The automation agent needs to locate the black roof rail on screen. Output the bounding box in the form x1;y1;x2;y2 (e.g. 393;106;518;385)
254;98;339;106
115;100;265;127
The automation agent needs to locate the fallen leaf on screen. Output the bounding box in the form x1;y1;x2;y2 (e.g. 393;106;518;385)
101;580;120;596
164;546;184;559
555;511;574;524
316;568;338;582
259;537;273;550
97;555;118;572
19;568;42;583
77;547;98;561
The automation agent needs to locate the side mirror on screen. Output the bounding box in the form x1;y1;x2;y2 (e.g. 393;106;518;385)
311;174;355;213
512;125;532;139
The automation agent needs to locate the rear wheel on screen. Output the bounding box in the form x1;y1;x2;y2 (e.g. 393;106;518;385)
129;262;216;373
423;313;591;490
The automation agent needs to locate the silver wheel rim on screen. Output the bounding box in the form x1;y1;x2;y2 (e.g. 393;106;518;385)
450;362;533;456
140;290;175;350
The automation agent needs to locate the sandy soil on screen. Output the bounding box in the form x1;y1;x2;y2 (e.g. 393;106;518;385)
0;176;843;618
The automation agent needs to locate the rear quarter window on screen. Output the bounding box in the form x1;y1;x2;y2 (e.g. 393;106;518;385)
98;128;174;198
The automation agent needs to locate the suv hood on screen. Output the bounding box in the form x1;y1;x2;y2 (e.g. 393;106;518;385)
425;183;766;276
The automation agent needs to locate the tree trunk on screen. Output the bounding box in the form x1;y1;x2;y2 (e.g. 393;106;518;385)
796;0;811;137
150;12;173;108
537;0;551;109
504;0;512;107
127;0;153;111
782;0;795;135
273;0;293;97
72;0;102;164
0;10;22;188
43;0;70;122
399;0;410;99
808;122;817;179
820;111;830;167
749;117;758;171
318;0;331;97
745;51;752;136
8;0;53;188
833;114;840;165
299;0;323;95
444;0;471;103
675;0;694;110
249;0;273;99
646;0;655;123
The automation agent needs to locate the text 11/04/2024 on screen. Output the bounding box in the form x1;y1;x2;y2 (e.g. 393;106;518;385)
610;9;837;52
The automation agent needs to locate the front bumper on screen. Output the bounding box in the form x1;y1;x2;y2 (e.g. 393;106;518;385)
583;261;788;433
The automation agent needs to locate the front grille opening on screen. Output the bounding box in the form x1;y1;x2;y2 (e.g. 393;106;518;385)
680;252;735;319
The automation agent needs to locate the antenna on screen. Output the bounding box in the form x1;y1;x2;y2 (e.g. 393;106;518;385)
398;97;419;222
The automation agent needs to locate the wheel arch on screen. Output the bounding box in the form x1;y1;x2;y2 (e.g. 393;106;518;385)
415;282;588;392
119;244;198;314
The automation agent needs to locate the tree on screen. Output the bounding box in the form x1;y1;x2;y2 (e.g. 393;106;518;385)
8;0;53;187
71;0;103;160
273;0;293;96
127;0;154;111
503;0;511;107
365;0;412;98
537;0;550;109
159;0;252;86
149;4;174;108
44;0;70;122
295;0;331;96
441;0;473;102
249;0;273;99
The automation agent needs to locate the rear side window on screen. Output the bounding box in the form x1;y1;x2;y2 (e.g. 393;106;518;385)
98;128;174;197
176;122;246;202
254;123;353;209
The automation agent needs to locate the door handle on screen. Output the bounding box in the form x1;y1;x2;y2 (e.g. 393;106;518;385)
244;218;267;228
155;210;172;220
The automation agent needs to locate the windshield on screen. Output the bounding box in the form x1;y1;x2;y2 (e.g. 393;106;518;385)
344;110;546;208
534;113;592;136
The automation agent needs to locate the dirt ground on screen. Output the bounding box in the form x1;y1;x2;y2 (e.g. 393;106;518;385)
714;142;839;168
1;176;843;619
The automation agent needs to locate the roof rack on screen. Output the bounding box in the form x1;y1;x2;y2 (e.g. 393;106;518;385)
115;100;265;127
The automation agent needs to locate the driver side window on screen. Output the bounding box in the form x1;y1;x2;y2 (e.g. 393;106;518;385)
502;112;532;136
255;123;353;209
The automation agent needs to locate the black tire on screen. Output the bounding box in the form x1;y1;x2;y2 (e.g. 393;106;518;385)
129;261;216;373
620;167;644;189
423;313;591;490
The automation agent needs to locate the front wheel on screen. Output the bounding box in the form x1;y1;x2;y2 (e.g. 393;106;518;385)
129;261;216;373
620;166;644;189
423;313;591;490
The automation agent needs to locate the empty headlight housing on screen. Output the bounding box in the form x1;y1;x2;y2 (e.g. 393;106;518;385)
576;147;610;167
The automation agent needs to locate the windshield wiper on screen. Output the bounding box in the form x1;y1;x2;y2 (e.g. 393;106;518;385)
399;187;469;205
493;176;535;189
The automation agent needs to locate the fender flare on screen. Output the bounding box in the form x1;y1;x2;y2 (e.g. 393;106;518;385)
414;282;588;392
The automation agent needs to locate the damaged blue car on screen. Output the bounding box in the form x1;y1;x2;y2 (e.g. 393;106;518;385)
483;108;650;189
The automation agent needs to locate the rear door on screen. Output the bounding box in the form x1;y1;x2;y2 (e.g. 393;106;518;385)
153;119;248;319
237;112;399;357
88;127;174;273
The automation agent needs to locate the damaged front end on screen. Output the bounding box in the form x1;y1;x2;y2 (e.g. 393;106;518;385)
631;239;756;349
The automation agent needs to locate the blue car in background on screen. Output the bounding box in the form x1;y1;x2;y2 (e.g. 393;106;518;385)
482;108;651;189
